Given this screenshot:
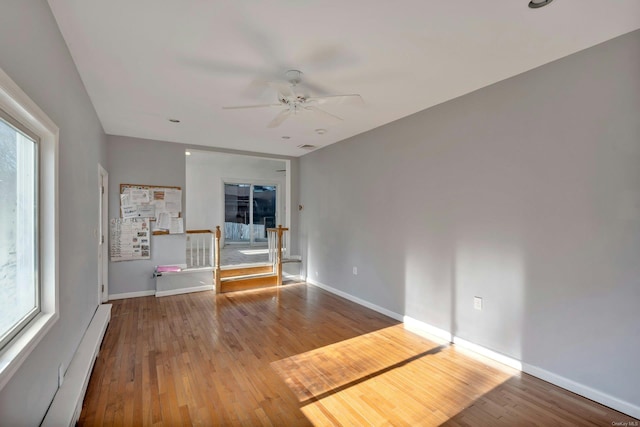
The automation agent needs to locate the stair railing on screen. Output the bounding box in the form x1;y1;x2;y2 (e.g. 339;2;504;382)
186;229;215;268
267;225;288;285
215;226;221;291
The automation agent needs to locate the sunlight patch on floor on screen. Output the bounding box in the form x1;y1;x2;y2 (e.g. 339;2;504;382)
238;248;270;255
271;324;515;426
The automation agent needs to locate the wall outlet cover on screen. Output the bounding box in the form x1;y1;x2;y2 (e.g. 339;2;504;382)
58;364;64;387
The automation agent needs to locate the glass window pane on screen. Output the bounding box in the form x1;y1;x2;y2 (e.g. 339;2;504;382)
0;117;38;345
252;185;276;243
224;183;250;243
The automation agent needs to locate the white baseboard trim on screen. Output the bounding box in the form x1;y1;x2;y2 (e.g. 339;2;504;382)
307;278;403;322
42;304;112;427
403;316;453;343
108;290;155;300
308;280;640;419
452;336;523;371
402;316;522;370
522;363;640;420
155;284;214;298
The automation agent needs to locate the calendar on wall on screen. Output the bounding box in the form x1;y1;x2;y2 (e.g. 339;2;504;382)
110;218;151;261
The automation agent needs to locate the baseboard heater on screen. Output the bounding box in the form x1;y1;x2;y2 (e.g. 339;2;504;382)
155;264;214;297
41;304;112;427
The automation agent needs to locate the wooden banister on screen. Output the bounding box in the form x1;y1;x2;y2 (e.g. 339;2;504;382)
215;226;221;292
267;225;288;286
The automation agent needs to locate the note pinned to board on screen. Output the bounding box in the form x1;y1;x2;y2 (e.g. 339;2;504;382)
130;188;150;204
156;212;172;230
121;205;138;219
137;205;156;218
170;218;184;234
153;213;184;234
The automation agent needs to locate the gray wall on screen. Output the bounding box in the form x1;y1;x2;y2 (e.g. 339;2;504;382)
300;30;640;409
107;135;187;297
0;1;107;425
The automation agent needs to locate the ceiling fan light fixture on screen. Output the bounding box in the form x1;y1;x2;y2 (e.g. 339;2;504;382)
285;70;303;86
528;0;554;8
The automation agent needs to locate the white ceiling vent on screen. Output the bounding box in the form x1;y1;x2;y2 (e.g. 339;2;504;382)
297;144;317;150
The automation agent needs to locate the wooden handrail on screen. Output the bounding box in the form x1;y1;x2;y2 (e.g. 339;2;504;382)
186;229;215;234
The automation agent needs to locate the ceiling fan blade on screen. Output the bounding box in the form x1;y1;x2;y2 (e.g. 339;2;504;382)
268;81;294;99
267;109;292;128
222;103;281;110
308;94;364;106
304;106;343;122
297;45;358;72
241;78;271;98
299;79;332;96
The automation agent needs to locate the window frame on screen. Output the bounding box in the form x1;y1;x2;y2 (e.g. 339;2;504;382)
0;110;41;350
0;67;59;391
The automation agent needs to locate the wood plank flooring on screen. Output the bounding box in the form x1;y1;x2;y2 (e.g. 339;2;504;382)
79;284;637;426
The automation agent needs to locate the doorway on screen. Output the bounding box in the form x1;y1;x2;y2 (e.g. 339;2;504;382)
224;182;277;246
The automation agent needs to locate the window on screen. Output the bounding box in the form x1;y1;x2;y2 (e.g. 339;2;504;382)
0;67;58;391
0;112;39;350
224;183;278;245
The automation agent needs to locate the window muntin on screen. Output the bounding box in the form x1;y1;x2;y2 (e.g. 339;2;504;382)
0;112;39;351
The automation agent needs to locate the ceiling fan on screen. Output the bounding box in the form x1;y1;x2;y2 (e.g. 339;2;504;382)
222;70;363;128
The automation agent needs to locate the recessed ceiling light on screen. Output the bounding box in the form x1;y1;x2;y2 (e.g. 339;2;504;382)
169;118;180;123
281;136;291;139
185;151;191;156
298;144;317;150
315;128;327;135
528;0;553;8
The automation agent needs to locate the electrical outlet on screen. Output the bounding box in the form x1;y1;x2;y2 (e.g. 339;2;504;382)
474;296;483;311
58;363;64;387
352;266;358;275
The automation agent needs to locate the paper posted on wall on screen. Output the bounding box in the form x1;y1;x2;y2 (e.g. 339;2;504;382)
153;212;184;234
170;218;184;234
110;218;151;261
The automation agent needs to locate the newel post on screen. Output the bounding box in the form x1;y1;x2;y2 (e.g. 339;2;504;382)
276;225;284;286
215;226;221;292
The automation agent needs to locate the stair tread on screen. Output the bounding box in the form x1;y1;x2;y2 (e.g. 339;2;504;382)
221;262;271;270
220;272;277;282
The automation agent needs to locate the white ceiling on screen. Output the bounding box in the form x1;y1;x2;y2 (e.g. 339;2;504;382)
47;0;640;158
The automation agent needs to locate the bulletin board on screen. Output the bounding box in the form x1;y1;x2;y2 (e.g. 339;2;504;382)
120;183;184;235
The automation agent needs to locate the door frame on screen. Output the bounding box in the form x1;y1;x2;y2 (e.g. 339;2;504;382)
98;164;109;303
220;178;280;247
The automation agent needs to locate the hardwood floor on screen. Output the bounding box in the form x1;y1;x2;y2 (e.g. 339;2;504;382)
80;284;636;426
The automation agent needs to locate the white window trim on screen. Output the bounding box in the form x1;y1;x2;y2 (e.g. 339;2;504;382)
0;67;59;391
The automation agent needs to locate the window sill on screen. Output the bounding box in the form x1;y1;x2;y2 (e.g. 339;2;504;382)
0;311;59;391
